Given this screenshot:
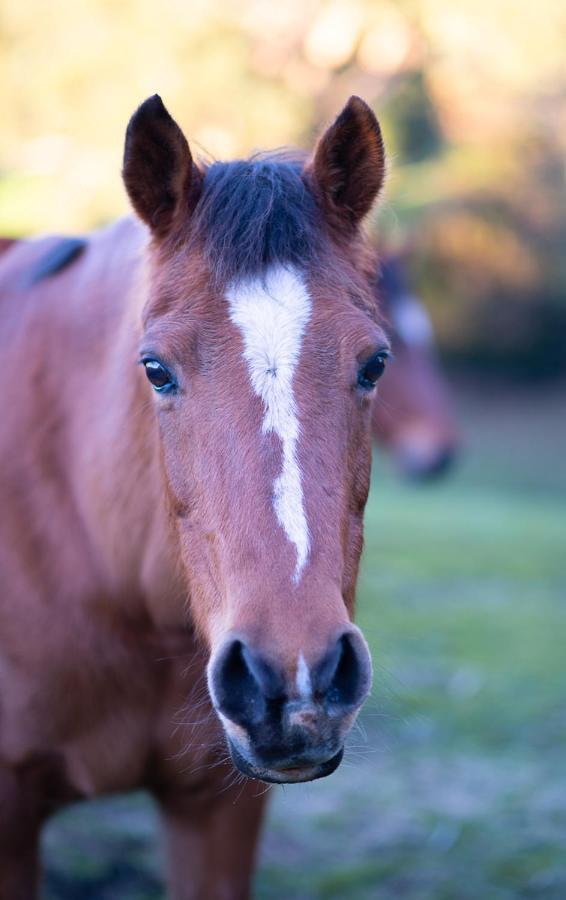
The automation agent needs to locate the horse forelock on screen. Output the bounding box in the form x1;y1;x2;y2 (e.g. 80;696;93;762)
190;152;323;286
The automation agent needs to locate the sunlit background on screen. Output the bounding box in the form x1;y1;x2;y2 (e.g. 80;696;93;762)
2;1;565;897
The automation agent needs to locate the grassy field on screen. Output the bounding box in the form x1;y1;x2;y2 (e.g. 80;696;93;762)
42;379;566;899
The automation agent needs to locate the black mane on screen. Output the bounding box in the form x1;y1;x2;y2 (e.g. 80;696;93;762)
28;237;86;286
194;154;323;284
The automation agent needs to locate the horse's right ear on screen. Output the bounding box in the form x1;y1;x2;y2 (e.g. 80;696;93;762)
122;95;201;237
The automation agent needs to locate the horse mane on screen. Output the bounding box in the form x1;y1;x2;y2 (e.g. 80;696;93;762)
27;237;87;286
193;151;323;285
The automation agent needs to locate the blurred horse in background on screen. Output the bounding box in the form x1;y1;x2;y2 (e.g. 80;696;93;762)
373;253;459;480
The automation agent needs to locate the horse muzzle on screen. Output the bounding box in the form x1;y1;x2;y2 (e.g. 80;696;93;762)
228;739;344;784
208;628;372;784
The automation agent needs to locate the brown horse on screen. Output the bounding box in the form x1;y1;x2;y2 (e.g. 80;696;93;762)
0;95;389;899
373;254;459;479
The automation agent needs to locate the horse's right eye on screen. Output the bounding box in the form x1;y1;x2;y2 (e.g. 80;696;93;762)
142;358;176;393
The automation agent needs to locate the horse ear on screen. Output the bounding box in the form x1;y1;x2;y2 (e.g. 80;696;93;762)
309;96;386;230
122;95;201;237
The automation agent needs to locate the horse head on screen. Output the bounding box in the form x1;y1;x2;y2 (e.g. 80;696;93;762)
122;95;389;783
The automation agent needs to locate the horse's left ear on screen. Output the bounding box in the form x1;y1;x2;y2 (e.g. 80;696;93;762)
122;95;201;237
308;96;386;229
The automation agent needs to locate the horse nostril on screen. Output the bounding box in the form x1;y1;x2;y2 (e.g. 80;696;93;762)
209;638;285;728
313;631;372;710
210;639;263;727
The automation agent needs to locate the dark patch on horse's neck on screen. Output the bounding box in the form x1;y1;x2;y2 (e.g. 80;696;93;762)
192;153;323;285
0;237;18;257
27;237;87;286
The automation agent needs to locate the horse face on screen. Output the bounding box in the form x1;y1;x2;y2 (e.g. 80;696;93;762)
124;95;388;783
372;264;458;480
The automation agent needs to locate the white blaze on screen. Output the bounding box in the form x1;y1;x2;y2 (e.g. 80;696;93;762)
296;652;312;699
226;266;312;581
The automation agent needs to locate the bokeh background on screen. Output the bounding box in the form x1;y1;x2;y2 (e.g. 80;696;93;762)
1;1;565;897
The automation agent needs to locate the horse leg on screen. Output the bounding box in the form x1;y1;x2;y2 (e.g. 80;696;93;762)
0;837;39;900
156;780;269;900
0;758;73;900
0;766;43;900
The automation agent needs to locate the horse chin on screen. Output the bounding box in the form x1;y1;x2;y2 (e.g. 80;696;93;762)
227;740;344;785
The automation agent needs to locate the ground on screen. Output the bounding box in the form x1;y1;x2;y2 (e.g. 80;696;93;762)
42;378;566;899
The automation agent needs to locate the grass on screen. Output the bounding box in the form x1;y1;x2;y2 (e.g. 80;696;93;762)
42;379;566;899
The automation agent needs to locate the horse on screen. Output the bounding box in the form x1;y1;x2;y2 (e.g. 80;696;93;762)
0;94;389;899
373;254;459;479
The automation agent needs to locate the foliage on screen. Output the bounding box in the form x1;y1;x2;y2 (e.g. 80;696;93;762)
1;0;565;371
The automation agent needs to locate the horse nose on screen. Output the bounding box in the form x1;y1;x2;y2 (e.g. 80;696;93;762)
209;638;285;728
398;443;457;481
209;629;372;731
311;629;373;710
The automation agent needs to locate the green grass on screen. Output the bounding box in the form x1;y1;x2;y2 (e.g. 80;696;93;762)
42;381;566;899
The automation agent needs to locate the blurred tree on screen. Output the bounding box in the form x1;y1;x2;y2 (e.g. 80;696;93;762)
0;0;564;375
383;71;444;164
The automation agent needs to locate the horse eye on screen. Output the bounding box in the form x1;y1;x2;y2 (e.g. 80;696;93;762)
358;352;389;390
142;358;175;393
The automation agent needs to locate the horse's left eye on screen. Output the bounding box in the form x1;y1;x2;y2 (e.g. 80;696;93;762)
142;358;176;393
357;351;389;390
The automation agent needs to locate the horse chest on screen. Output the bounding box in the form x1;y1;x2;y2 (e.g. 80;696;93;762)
0;622;208;796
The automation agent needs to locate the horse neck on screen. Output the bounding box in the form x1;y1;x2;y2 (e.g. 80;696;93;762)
74;220;184;628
